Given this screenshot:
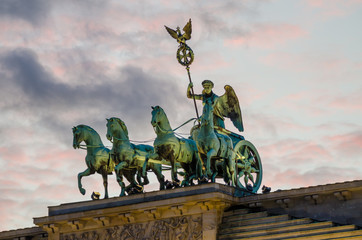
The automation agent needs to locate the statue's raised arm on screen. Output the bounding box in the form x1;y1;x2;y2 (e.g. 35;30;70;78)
215;85;244;132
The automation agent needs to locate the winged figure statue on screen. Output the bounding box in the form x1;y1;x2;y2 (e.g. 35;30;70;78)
165;18;192;44
187;80;244;132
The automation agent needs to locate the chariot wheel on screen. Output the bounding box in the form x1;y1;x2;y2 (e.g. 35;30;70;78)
234;140;262;193
177;44;194;66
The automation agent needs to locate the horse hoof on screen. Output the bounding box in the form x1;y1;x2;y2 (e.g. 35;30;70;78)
246;184;253;191
165;180;173;189
126;185;144;195
198;176;209;184
80;188;86;195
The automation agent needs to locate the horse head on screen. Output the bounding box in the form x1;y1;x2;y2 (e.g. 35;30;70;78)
106;117;129;142
201;99;214;126
151;106;162;127
151;106;172;134
72;125;84;149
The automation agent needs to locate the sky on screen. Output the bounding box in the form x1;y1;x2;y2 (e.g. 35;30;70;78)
0;0;361;231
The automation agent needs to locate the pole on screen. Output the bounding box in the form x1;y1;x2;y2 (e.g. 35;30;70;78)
186;66;200;123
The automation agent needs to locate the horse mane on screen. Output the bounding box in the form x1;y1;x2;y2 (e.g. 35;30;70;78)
77;124;96;133
112;117;129;138
76;124;103;145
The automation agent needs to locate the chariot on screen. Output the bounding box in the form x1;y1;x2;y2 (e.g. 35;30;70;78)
212;126;262;195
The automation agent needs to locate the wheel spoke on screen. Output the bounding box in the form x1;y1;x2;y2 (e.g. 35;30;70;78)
243;146;249;159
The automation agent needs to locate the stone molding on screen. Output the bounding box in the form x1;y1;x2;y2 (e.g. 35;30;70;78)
34;183;235;240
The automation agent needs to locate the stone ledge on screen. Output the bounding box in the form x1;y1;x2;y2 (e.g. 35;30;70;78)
34;183;237;240
0;227;46;239
48;183;235;217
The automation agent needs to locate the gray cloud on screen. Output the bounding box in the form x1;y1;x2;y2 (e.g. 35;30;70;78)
0;0;51;25
0;48;185;144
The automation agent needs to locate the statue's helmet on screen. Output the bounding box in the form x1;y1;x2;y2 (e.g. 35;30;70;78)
202;80;214;88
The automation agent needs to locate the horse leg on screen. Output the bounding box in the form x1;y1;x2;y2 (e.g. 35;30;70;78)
125;169;139;194
117;174;126;197
180;163;189;187
137;170;149;186
222;160;230;184
244;172;249;188
211;159;218;183
196;152;208;184
101;169;109;199
115;164;127;197
206;149;217;178
137;171;149;187
229;157;236;187
248;172;255;185
170;160;180;187
151;163;165;190
142;156;149;178
78;168;94;195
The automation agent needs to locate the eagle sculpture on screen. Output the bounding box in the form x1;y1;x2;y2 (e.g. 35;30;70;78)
165;19;192;44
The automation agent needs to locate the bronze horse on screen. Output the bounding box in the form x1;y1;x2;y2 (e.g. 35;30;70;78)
146;106;202;186
192;100;236;185
106;117;165;196
73;124;138;198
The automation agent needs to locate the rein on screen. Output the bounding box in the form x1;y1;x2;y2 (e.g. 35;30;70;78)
155;117;196;135
110;134;155;144
78;144;104;150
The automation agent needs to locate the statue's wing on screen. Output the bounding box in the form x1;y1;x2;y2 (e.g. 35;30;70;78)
182;19;192;40
165;25;179;40
215;85;244;132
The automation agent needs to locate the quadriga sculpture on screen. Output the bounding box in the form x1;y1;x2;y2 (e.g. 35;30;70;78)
106;117;165;196
145;106;202;187
191;100;236;185
72;124;138;198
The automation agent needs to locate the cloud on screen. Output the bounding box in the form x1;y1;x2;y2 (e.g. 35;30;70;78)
327;90;362;112
324;131;362;158
0;47;186;144
224;24;307;49
0;0;51;26
305;0;362;17
263;166;361;190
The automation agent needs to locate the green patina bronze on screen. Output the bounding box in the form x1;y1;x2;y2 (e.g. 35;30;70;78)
73;125;144;198
234;140;263;196
72;19;263;198
144;106;203;187
187;82;244;132
106;117;165;195
191;100;236;185
72;125;115;199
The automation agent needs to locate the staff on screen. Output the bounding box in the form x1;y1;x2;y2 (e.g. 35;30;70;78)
165;19;200;122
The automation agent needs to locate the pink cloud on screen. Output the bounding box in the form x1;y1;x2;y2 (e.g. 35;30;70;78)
324;132;362;157
327;90;362;112
261;51;350;74
305;0;362;17
0;146;30;167
224;24;307;49
263;166;360;190
260;138;332;167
